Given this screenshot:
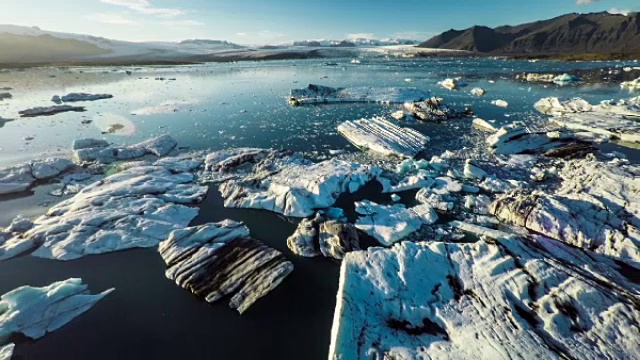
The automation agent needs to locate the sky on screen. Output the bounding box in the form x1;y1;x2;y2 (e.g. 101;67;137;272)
0;0;638;44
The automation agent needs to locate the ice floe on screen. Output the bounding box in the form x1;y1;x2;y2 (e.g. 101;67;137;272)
0;157;206;260
218;153;382;217
287;209;359;259
438;78;466;91
518;73;581;85
337;117;429;158
159;220;293;314
0;344;13;360
288;84;429;106
491;99;509;108
621;77;640;90
52;93;113;103
486;122;590;156
534;97;640;144
354;200;437;245
491;155;640;266
470;87;485;96
329;236;640;359
73;135;177;163
402;98;473;121
471;118;497;133
18;105;86;117
0;158;74;195
0;278;113;339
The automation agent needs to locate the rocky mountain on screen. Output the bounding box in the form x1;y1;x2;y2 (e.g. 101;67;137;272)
419;12;640;55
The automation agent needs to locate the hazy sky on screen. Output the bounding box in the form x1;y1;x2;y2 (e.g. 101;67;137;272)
1;0;638;44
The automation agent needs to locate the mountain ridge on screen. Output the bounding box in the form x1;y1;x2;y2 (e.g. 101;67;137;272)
419;12;640;55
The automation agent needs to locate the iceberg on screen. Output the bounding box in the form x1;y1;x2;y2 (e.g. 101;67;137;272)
337;117;429;158
73;135;177;163
0;278;113;339
288;84;429;106
219;157;382;218
0;344;13;360
490;155;640;266
287;209;359;259
0;157;206;260
354;200;437;246
18;105;86;117
329;237;640;359
0;158;74;195
158;221;293;314
52;93;113;103
491;99;509;108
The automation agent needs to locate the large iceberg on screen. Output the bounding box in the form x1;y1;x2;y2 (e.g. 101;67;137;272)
288;84;429;106
490;155;640;266
337;117;429;158
158;221;293;314
329;237;640;359
0;278;113;339
0;157;206;260
534;97;640;144
218;154;382;218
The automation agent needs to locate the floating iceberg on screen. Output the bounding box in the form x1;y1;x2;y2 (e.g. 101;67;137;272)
219;156;381;218
621;77;640;90
0;157;206;260
0;158;74;195
354;200;437;245
288;84;429;106
329;237;640;359
438;78;466;91
73;135;177;163
534;97;640;144
491;99;509;108
470;87;485;96
159;220;293;314
491;155;640;266
0;344;13;360
486;122;586;156
402;97;473;121
337;117;429;158
471;118;497;133
0;278;113;339
18;105;85;117
52;93;113;103
287;210;359;259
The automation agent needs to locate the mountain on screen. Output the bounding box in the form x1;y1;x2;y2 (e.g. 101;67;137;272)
0;25;244;63
419;12;640;55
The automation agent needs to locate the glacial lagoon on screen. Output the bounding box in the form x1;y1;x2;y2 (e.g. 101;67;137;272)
1;57;639;359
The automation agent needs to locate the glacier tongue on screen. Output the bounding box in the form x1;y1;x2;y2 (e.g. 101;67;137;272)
0;278;113;340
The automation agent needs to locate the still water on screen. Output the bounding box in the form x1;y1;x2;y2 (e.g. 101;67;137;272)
0;57;638;359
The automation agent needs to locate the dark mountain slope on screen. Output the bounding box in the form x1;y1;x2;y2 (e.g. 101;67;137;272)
419;12;640;55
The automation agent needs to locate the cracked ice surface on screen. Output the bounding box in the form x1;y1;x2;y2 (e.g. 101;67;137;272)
288;84;429;106
491;155;640;267
329;237;640;359
0;278;113;340
159;220;293;314
0;157;206;260
337;117;429;158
